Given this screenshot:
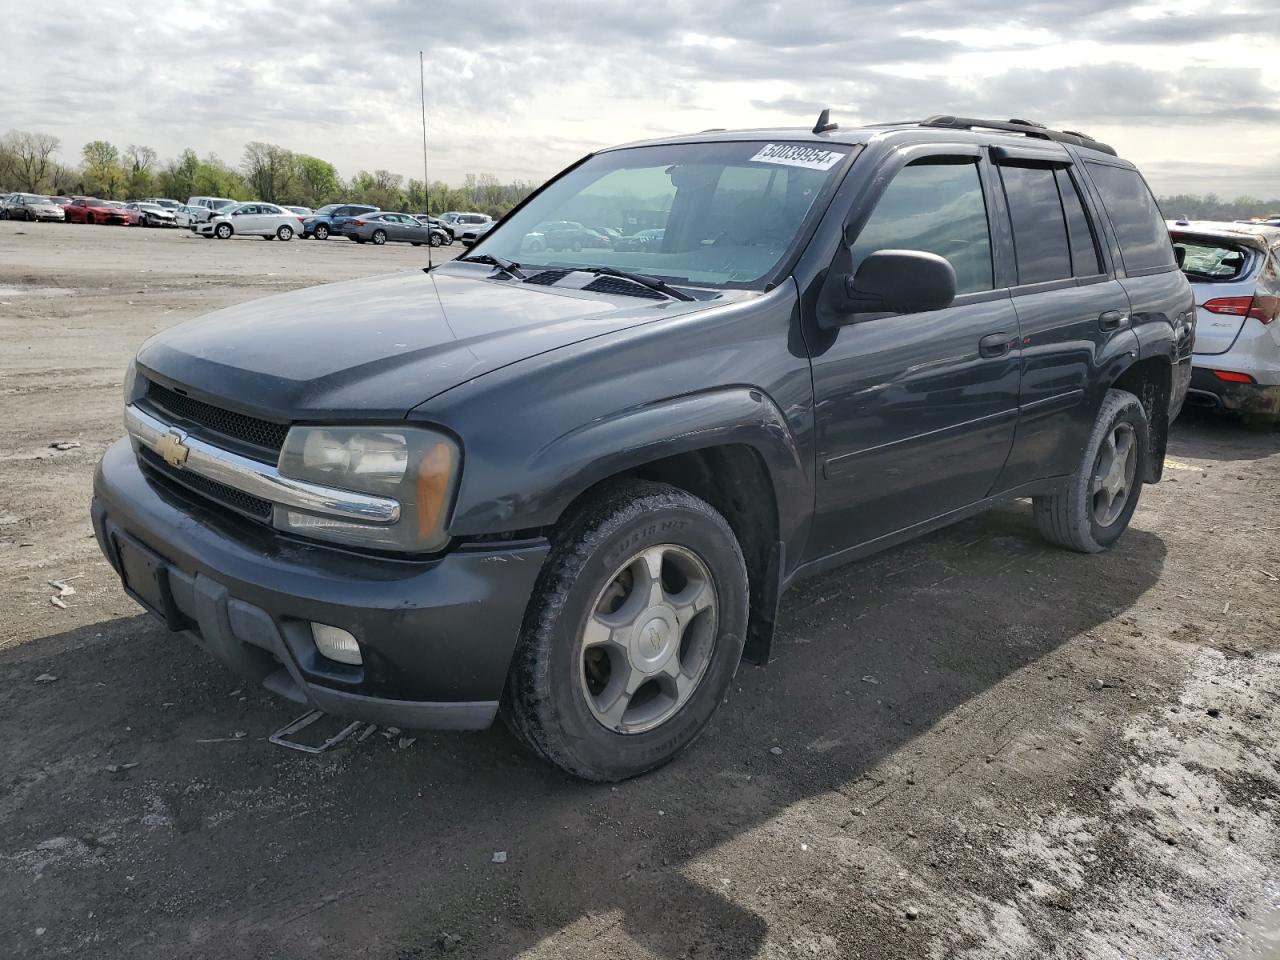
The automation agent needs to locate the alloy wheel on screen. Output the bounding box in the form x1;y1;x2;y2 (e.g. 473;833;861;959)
579;544;718;734
1090;422;1137;527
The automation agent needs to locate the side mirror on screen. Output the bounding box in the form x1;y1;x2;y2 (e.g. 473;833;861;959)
841;250;957;318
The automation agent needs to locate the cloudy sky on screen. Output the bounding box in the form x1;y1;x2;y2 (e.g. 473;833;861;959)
6;0;1280;196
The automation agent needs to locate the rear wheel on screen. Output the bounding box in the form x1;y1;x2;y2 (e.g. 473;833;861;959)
276;225;293;241
501;480;748;781
313;223;330;240
1034;388;1148;553
371;229;387;245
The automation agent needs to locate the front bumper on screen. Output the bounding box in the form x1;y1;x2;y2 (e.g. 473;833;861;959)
92;437;549;729
1186;367;1280;419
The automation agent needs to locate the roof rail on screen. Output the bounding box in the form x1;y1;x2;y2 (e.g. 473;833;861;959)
918;115;1118;157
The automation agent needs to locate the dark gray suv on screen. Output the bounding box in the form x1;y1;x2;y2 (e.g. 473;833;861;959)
93;113;1193;780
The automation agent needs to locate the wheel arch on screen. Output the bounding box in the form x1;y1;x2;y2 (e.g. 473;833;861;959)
1110;355;1172;482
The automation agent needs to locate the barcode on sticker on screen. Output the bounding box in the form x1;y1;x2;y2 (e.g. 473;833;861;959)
749;143;846;171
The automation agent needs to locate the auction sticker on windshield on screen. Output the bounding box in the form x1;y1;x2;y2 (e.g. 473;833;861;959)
749;143;847;171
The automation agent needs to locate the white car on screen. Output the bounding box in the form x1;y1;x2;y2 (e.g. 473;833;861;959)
173;205;201;229
197;202;305;241
185;196;237;224
124;201;178;227
1170;219;1280;427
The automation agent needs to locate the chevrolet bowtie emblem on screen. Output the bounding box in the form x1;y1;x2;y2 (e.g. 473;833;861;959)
156;430;190;468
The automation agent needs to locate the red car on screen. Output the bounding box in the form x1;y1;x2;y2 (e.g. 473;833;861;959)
64;197;129;225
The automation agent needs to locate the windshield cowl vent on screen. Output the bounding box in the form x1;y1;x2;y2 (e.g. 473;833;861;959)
582;276;667;300
524;269;572;286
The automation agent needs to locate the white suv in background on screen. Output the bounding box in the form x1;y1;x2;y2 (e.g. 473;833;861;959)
185;196;237;225
1170;220;1280;427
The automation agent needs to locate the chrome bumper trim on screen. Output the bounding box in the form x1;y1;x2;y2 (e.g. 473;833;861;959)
124;404;401;524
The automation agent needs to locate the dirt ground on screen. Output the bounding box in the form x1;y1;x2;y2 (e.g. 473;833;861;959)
2;222;1279;960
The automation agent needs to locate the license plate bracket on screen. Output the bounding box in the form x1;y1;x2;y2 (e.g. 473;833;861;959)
113;533;183;630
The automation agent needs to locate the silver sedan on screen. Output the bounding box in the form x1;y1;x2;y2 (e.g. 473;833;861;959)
340;212;449;246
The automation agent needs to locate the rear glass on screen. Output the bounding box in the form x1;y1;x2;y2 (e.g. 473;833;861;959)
1086;162;1176;273
1171;236;1251;282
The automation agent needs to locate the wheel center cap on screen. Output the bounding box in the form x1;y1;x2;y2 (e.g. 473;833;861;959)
630;608;677;669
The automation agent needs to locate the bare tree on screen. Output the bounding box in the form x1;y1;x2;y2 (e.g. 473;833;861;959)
125;144;158;173
3;130;61;192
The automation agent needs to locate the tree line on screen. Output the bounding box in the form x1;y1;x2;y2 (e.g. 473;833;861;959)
0;129;539;217
4;128;1279;223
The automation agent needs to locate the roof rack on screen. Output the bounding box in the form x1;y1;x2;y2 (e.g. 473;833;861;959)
918;115;1117;157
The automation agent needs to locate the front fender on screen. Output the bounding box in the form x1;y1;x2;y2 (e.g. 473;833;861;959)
450;386;810;551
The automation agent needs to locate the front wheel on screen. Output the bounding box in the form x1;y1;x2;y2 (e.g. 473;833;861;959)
214;222;233;240
313;223;330;240
1033;388;1149;553
502;480;748;781
429;232;443;247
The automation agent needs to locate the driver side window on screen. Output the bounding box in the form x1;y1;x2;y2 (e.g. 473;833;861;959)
849;160;994;295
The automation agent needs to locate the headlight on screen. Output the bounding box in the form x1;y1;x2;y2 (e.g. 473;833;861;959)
122;359;141;405
275;425;460;552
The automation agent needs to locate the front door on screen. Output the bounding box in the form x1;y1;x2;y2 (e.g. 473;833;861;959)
805;150;1021;561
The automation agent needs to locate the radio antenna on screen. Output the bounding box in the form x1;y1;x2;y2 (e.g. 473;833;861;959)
419;50;433;271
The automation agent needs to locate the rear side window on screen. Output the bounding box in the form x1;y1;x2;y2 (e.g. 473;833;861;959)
1055;168;1103;276
849;160;994;295
999;164;1071;284
1086;163;1176;273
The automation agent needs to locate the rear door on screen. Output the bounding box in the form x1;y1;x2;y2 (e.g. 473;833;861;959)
806;146;1022;558
989;148;1133;488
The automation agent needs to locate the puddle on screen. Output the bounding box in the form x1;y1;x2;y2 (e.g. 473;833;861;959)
0;285;72;297
1228;878;1280;959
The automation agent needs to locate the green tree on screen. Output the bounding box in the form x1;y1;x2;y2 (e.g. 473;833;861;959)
82;140;126;198
295;154;340;207
242;141;296;202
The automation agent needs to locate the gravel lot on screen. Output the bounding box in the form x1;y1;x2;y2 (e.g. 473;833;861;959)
2;221;1279;960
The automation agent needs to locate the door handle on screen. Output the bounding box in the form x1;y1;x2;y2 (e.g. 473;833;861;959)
978;332;1013;358
1098;310;1126;331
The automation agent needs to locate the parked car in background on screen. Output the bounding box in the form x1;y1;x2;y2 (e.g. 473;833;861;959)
141;198;182;210
613;228;665;252
185;196;237;224
196;202;303;241
2;193;66;221
340;211;449;246
64;197;129;225
539;221;613;252
49;196;73;206
173;205;200;229
1170;220;1280;427
439;211;492;235
300;203;378;240
283;205;312;217
412;214;455;241
95;114;1192;781
124;201;178;228
459;220;497;246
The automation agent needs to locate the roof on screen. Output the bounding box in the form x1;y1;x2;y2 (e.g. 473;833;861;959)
606;114;1119;159
1167;219;1280;250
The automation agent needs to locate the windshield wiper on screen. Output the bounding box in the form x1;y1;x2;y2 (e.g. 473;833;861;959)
573;265;694;301
458;253;527;280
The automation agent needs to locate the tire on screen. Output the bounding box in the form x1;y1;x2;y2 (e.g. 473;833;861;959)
501;480;749;781
215;222;233;240
85;214;95;225
314;223;330;240
26;209;35;222
371;229;387;245
1033;388;1149;553
276;225;292;241
429;232;443;247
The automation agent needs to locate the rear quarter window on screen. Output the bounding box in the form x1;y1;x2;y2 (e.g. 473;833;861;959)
1170;236;1251;282
1086;162;1176;273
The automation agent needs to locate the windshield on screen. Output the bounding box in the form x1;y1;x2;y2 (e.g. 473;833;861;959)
471;140;854;288
211;199;234;210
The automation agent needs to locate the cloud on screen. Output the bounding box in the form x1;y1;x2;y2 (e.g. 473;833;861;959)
2;0;1279;192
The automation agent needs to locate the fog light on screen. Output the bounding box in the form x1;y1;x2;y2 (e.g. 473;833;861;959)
311;623;362;665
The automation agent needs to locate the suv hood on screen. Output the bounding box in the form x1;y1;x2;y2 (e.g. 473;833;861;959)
136;266;724;420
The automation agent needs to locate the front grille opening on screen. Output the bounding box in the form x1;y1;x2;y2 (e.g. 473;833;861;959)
139;447;272;521
145;380;289;456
